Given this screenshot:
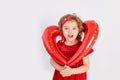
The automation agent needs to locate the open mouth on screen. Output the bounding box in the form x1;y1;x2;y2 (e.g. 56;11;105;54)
68;35;74;38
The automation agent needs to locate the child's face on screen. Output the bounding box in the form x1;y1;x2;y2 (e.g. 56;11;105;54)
62;20;79;42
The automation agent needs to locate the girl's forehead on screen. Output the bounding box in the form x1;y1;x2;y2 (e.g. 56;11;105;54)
63;20;78;26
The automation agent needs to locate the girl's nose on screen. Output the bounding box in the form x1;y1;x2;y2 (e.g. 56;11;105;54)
68;29;73;33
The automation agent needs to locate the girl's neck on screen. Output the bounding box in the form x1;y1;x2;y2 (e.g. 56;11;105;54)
65;39;78;46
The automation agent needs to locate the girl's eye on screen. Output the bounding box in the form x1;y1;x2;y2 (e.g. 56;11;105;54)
64;27;68;30
73;28;76;30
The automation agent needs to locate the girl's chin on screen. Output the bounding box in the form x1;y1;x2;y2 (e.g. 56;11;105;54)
65;39;78;45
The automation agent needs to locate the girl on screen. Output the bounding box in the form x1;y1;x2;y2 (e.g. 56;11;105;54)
50;14;94;80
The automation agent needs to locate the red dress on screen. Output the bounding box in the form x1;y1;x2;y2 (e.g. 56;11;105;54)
53;41;94;80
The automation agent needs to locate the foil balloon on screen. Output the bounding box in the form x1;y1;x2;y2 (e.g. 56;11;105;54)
67;20;99;66
42;26;67;65
42;20;99;66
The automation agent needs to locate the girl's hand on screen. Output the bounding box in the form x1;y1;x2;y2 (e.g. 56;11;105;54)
60;65;73;77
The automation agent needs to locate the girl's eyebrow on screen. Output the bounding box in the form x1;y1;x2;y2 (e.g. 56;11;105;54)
63;26;68;28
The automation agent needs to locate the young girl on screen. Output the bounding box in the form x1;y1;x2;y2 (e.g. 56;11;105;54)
50;14;94;80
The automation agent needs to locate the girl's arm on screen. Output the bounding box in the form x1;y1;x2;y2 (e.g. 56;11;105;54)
50;58;65;71
60;56;90;77
72;56;90;74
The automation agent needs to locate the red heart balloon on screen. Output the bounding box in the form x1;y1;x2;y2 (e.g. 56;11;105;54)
42;20;99;66
67;20;99;66
42;26;67;65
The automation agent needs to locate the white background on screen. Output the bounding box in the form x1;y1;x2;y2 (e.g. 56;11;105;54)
0;0;120;80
